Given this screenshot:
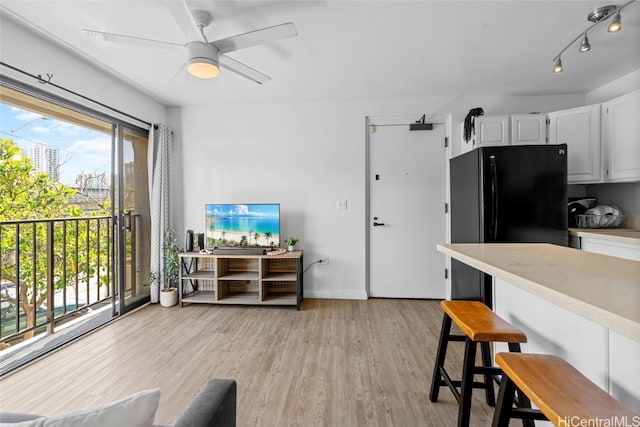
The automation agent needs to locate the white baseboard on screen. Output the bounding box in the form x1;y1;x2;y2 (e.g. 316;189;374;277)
303;289;368;300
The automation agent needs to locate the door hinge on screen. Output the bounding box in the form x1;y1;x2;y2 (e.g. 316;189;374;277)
444;137;449;147
444;202;449;213
445;268;449;279
546;118;550;125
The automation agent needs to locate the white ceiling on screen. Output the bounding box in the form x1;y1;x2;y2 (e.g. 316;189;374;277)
2;1;639;108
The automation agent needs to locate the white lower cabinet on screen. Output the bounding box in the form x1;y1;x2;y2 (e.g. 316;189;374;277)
579;237;640;261
493;278;640;415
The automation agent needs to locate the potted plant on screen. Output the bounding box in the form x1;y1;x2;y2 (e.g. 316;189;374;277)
160;230;180;307
285;237;299;252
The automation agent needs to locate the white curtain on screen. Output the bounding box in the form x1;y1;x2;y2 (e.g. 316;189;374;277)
149;124;173;303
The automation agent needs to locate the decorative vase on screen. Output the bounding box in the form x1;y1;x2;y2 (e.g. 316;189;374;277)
287;245;295;252
160;287;178;307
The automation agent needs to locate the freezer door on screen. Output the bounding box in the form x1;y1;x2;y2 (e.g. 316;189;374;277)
481;145;568;246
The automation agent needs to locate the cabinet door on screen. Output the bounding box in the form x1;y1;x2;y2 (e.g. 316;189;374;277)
604;90;640;182
474;115;509;147
510;114;546;145
580;237;640;261
548;105;602;184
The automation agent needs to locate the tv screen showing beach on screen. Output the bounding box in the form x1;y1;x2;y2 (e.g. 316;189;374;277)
205;204;280;248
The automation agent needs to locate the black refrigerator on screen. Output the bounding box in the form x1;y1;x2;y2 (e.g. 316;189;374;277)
450;144;568;303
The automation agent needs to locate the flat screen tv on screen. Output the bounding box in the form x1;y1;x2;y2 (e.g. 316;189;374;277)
205;204;280;248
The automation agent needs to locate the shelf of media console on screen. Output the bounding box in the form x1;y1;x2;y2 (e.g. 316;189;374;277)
178;251;303;309
181;270;297;282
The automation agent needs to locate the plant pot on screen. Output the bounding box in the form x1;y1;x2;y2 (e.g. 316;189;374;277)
160;287;178;307
287;245;295;252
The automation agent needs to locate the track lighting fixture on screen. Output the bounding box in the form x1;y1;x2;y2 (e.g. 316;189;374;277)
579;33;591;52
608;11;622;32
551;0;637;73
553;57;563;73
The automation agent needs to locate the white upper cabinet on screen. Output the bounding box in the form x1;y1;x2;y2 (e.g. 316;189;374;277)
603;90;640;182
468;114;547;150
547;104;602;184
474;115;510;147
510;114;547;145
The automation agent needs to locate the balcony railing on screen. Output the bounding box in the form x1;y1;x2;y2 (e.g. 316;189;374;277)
0;216;115;345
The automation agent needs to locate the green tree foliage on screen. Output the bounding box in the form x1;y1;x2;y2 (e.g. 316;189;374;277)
0;137;79;219
0;137;109;342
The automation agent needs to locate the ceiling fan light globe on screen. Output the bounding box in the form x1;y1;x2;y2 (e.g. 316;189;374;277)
188;59;220;79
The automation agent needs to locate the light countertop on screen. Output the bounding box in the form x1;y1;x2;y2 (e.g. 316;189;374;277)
437;243;640;342
569;228;640;245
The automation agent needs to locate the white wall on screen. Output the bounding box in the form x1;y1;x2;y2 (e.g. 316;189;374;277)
586;69;640;104
0;13;166;125
170;94;584;299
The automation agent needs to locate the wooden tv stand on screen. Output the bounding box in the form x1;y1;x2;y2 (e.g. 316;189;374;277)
178;251;303;310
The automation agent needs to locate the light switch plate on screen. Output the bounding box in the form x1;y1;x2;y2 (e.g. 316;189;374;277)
336;200;348;210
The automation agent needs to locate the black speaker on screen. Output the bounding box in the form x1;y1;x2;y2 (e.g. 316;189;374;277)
197;233;204;250
185;230;194;252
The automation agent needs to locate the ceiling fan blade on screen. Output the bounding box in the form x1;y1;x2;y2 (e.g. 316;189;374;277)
213;22;297;54
219;55;271;84
81;29;183;50
169;61;188;84
165;0;201;42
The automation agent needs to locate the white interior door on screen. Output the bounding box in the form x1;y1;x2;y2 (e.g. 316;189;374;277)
368;121;446;298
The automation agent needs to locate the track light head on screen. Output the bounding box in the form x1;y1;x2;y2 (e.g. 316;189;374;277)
579;33;591;52
608;11;622;32
553;57;563;73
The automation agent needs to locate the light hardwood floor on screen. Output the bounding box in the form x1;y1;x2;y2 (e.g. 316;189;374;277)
0;299;502;426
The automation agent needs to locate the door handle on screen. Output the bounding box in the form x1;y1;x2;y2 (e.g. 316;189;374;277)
373;222;385;227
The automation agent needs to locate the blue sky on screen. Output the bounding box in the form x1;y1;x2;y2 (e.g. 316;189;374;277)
0;102;111;185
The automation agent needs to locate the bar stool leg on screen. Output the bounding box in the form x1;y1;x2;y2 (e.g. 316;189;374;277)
429;314;452;402
492;374;516;427
506;343;535;427
480;341;496;406
458;338;478;427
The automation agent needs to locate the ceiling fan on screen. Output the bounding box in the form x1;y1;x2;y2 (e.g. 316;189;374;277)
81;2;297;84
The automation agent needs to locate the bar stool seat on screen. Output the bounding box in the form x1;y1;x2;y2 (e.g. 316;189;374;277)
429;300;529;427
493;353;639;427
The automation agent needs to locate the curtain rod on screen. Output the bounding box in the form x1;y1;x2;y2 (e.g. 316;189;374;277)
0;61;154;129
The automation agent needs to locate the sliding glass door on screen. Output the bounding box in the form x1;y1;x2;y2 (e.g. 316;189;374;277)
0;78;150;354
111;123;151;315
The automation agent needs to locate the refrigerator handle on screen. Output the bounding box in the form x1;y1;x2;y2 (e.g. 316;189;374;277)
489;155;498;240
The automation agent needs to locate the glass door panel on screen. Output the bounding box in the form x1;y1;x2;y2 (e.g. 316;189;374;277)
112;124;150;315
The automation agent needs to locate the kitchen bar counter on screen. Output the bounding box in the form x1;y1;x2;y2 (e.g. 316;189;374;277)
569;228;640;245
437;243;640;342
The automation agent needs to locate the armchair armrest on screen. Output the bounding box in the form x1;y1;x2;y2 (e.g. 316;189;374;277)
173;378;236;427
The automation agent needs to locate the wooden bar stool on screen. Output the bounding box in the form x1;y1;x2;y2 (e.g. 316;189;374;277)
429;300;530;427
492;353;639;427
